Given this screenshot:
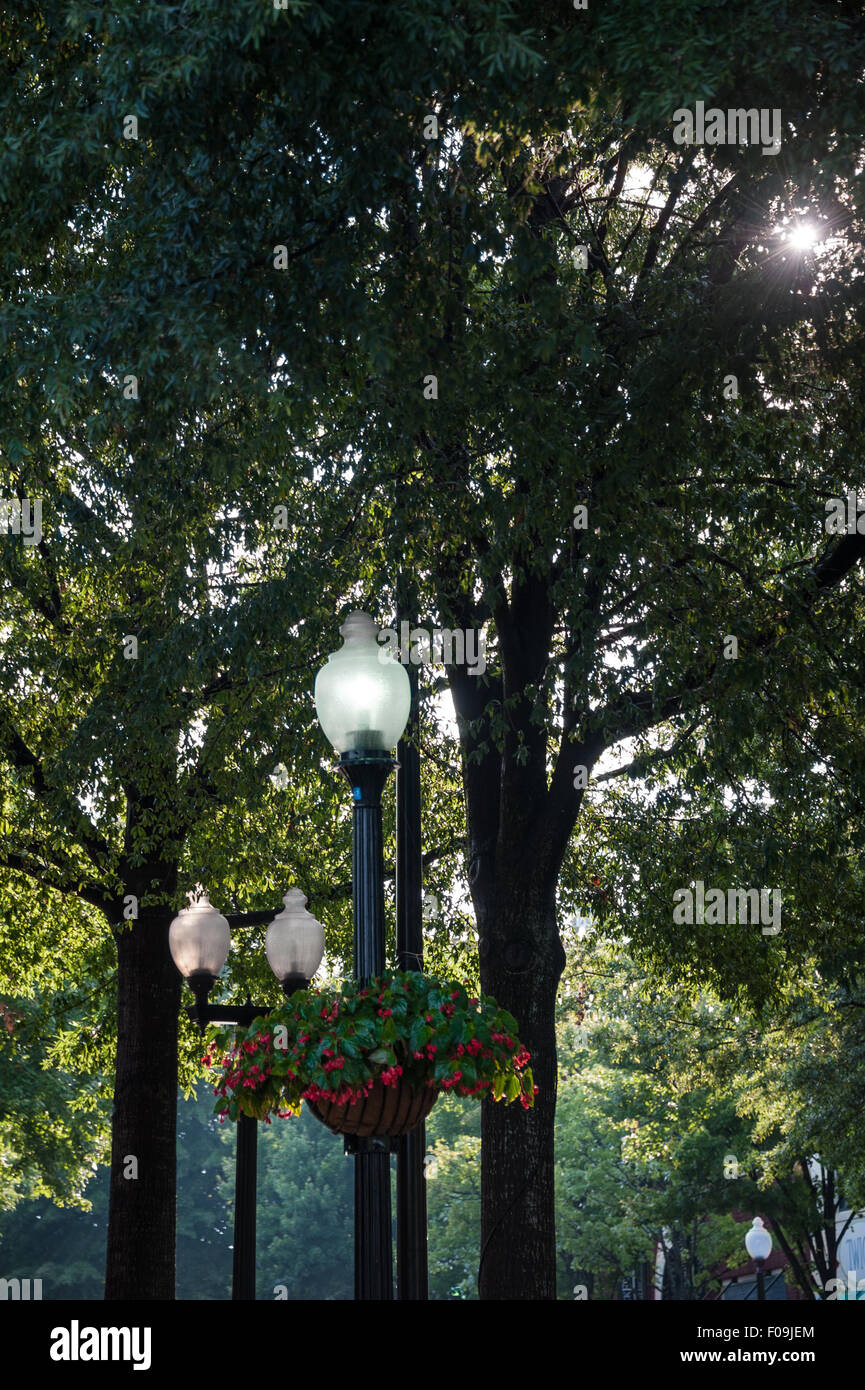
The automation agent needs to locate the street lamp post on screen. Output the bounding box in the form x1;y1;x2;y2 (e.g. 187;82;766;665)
314;611;411;1302
387;549;429;1300
745;1216;773;1302
169;887;325;1300
394;605;428;1300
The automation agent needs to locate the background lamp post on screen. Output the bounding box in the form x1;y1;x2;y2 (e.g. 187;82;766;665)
314;610;411;1301
745;1216;773;1301
394;579;428;1300
169;886;324;1299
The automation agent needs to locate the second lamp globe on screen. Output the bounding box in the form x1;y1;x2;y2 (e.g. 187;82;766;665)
314;611;411;755
266;889;325;994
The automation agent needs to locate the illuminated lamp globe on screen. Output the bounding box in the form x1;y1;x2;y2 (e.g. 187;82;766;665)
313;611;411;755
745;1217;773;1262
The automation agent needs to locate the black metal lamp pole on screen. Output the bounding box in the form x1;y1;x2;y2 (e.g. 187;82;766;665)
172;884;324;1301
337;750;395;1301
395;627;429;1300
745;1217;772;1304
186;994;266;1300
232;1112;258;1300
184;926;310;1302
314;609;413;1301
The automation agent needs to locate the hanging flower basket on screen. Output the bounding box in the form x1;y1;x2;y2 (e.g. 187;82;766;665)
307;1075;437;1137
206;970;536;1127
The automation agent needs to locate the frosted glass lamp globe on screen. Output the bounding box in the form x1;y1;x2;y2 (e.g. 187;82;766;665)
168;888;231;982
314;611;410;755
745;1217;773;1262
265;889;325;993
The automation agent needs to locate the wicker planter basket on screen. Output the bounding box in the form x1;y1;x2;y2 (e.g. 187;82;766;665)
306;1078;437;1137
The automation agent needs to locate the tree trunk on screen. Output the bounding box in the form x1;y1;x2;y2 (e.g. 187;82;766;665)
662;1231;694;1301
449;576;567;1299
477;880;565;1300
105;904;180;1299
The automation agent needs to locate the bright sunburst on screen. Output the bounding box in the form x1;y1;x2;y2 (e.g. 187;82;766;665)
785;221;820;252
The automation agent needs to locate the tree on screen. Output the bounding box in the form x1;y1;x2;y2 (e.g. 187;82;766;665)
0;990;109;1212
367;7;865;1295
561;611;865;1298
0;1087;232;1300
555;938;759;1300
424;1093;483;1300
3;0;865;1301
253;1106;353;1302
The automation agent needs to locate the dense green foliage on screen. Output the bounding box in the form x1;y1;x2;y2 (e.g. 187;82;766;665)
1;0;865;1296
0;994;109;1211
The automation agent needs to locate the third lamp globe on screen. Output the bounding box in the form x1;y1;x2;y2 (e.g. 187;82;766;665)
314;611;411;755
